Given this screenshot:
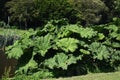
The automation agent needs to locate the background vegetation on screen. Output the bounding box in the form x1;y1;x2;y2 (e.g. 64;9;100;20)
0;0;120;28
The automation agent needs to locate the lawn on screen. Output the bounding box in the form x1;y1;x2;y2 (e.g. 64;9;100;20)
0;28;25;36
50;71;120;80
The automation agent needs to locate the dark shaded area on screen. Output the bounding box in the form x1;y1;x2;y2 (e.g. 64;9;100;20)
0;50;17;78
0;35;18;78
51;55;115;78
0;0;10;23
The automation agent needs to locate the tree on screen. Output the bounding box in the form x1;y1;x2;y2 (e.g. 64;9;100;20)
6;0;35;28
6;0;116;27
6;0;78;28
102;0;120;18
73;0;109;25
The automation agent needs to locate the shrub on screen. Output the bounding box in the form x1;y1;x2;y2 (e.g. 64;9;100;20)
6;20;120;79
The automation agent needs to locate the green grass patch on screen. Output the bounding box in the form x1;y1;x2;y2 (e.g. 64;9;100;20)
51;71;120;80
0;28;26;36
6;71;120;80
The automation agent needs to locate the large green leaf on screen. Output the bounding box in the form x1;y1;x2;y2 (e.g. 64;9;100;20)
55;53;68;70
34;34;52;56
79;28;97;38
105;25;118;32
56;38;79;52
57;26;71;38
6;45;23;59
44;53;77;70
89;42;110;60
67;25;97;38
55;53;77;70
66;25;81;33
44;58;57;69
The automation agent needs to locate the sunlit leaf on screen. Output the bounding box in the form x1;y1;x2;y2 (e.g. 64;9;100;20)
56;38;79;52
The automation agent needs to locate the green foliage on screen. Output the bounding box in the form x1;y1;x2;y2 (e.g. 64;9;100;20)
89;42;110;60
67;25;97;38
112;17;120;26
34;34;52;56
1;0;120;28
114;0;120;15
5;20;120;79
44;53;77;70
6;45;23;59
102;0;120;18
56;38;79;52
73;0;108;25
6;0;77;28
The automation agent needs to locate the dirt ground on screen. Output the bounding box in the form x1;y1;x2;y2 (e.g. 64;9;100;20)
0;50;17;78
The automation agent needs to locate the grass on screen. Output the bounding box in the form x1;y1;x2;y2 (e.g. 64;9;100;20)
50;71;120;80
0;28;25;36
3;71;120;80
